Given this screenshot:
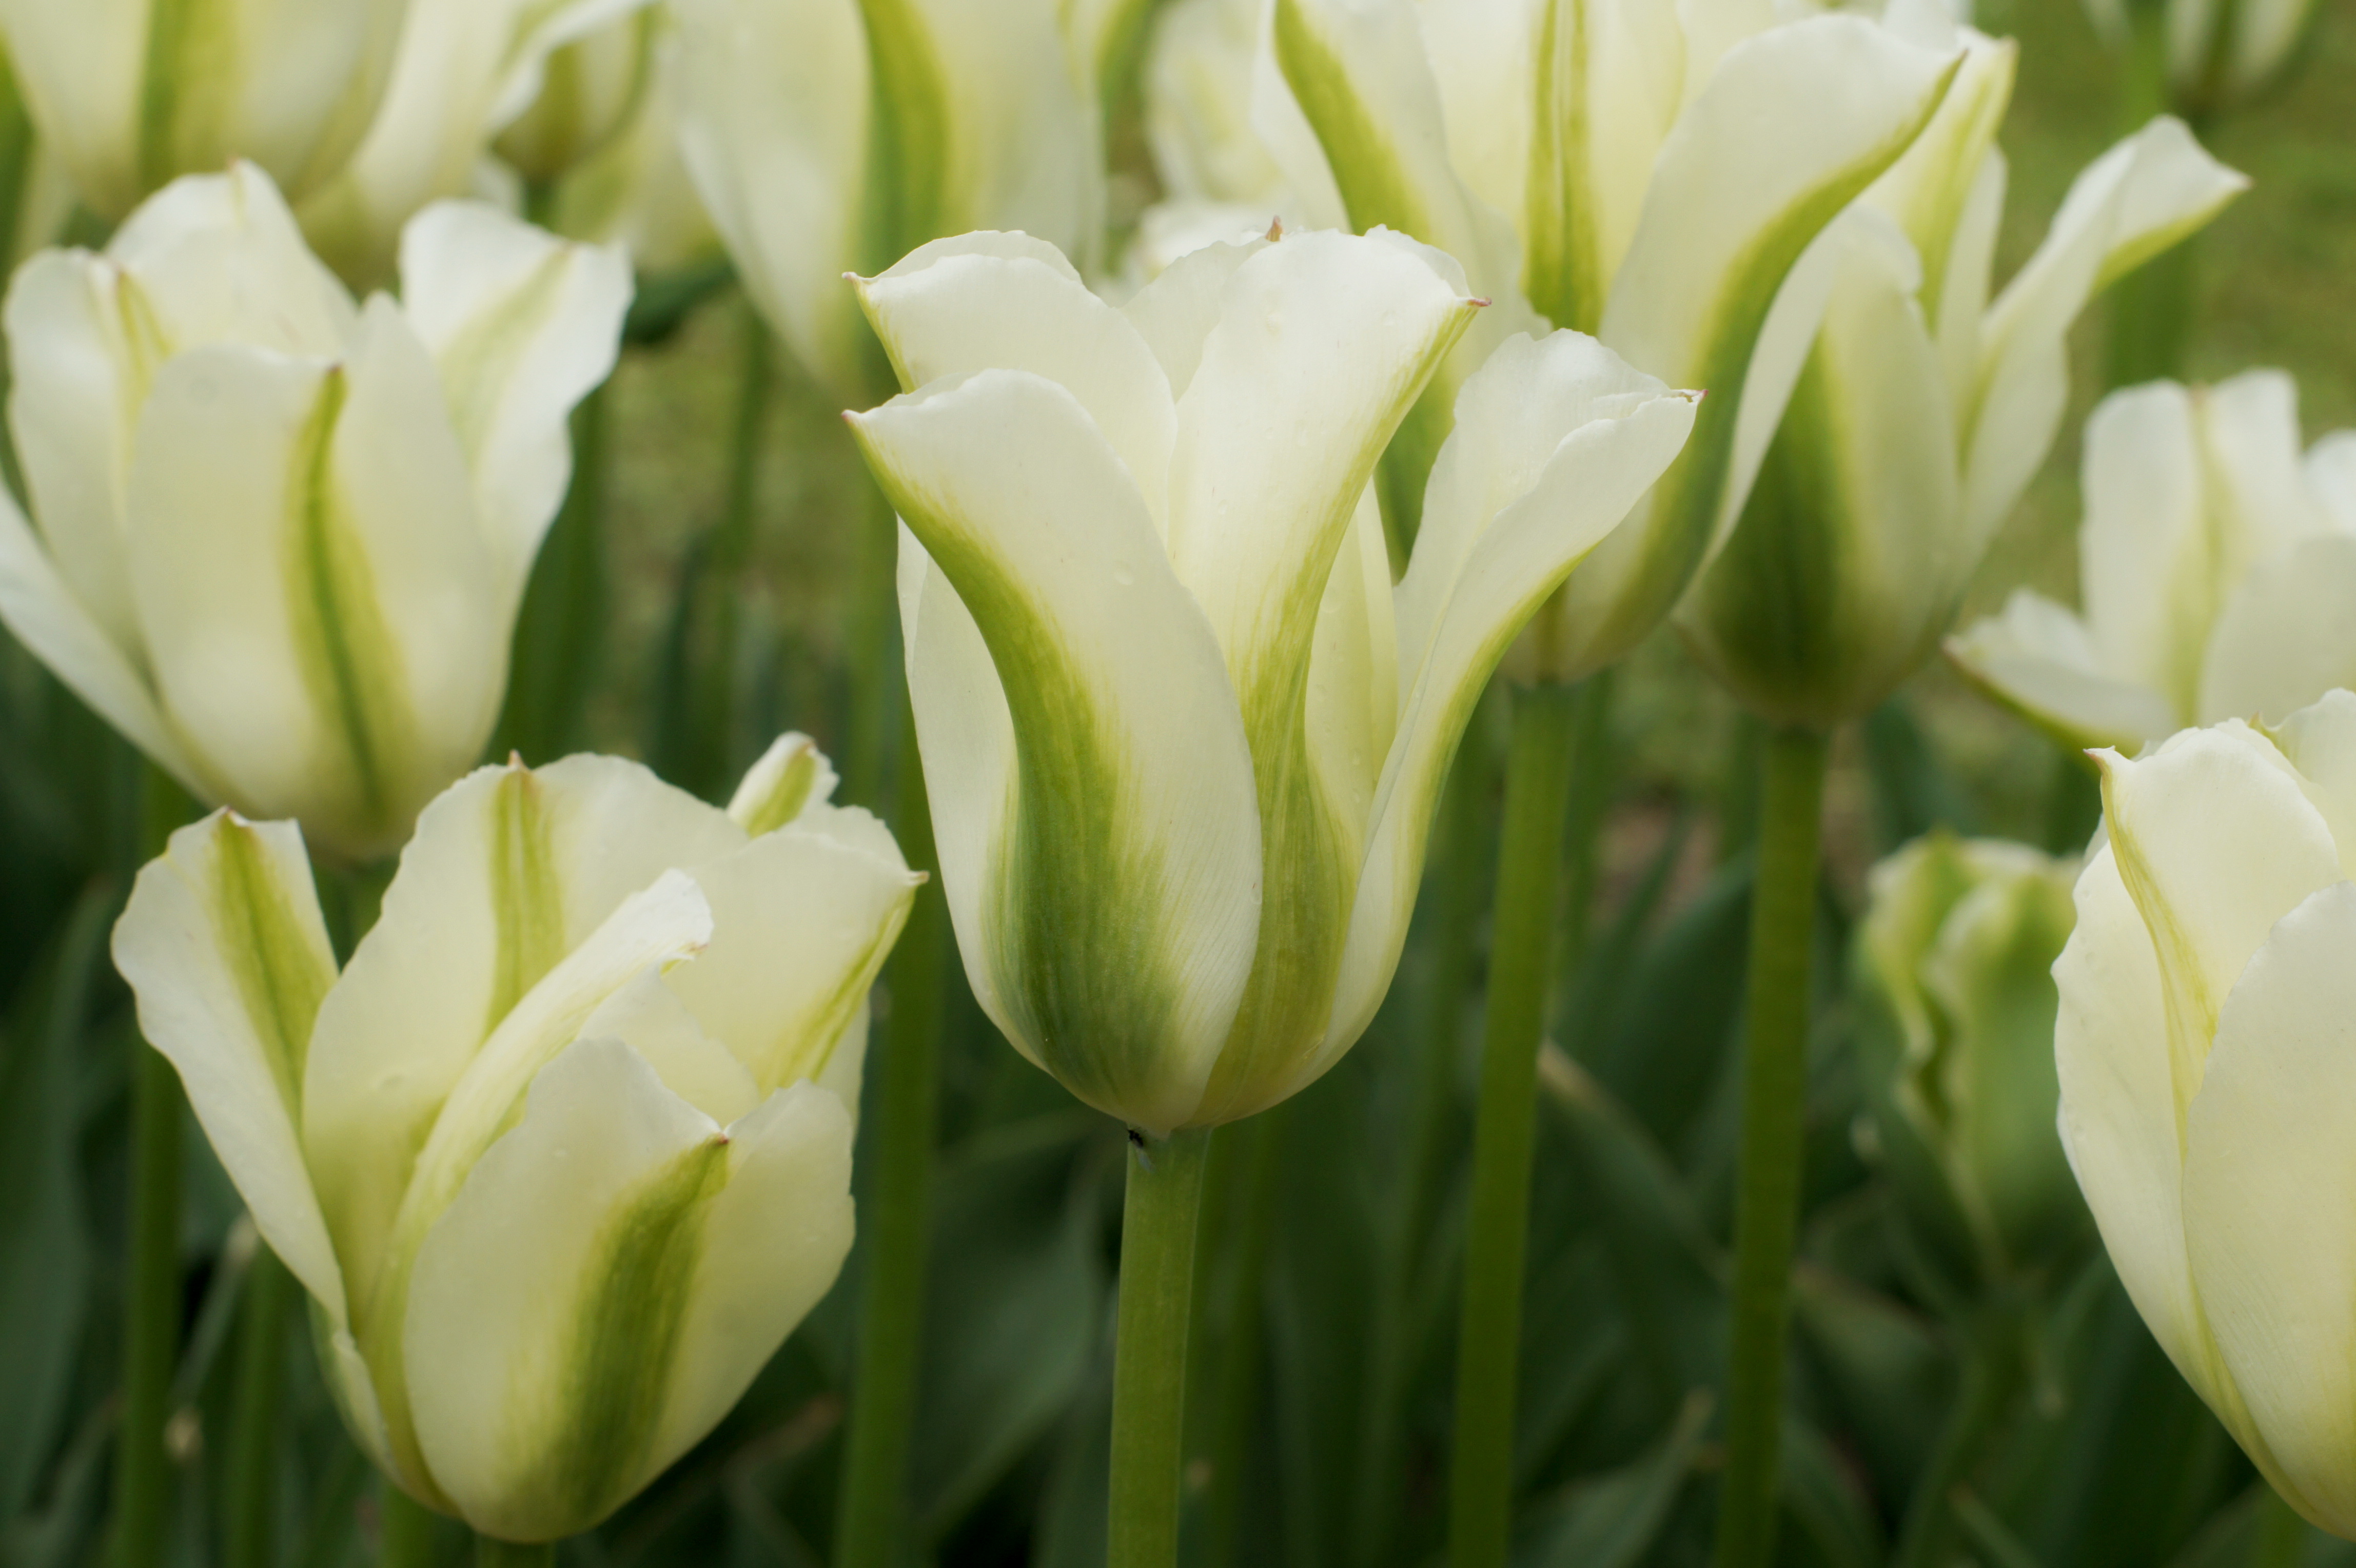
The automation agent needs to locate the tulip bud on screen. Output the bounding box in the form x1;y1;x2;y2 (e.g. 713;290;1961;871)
528;17;725;276
2082;0;2321;117
1853;832;2085;1298
1948;369;2356;755
495;10;659;188
2055;689;2356;1536
0;0;409;221
0;162;629;862
111;740;921;1543
672;0;1104;403
294;0;662;286
849;227;1695;1132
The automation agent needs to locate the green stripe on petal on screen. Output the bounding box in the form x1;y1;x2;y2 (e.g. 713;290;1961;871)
487;765;567;1032
208;815;335;1111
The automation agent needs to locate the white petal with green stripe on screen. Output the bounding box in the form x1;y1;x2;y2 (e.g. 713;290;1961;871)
1943;590;2181;755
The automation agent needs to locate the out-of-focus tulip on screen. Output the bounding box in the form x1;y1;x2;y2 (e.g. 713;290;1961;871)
850;228;1695;1133
1949;370;2356;755
1853;832;2085;1296
296;0;658;285
0;163;629;862
494;9;659;189
2055;689;2356;1536
111;737;919;1543
2082;0;2321;117
0;38;77;268
0;0;409;222
1259;0;1962;676
1141;0;1299;232
1674;12;2244;730
673;0;1102;403
533;16;724;276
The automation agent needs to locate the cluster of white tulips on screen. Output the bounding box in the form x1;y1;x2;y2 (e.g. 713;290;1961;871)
0;0;2347;1562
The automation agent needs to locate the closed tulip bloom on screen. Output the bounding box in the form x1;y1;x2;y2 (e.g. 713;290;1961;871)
0;163;629;862
1949;370;2356;754
296;0;659;285
1853;832;2085;1295
1256;0;1962;672
673;0;1101;402
851;228;1695;1133
1674;13;2246;729
494;8;659;189
2082;0;2320;116
1130;0;1305;273
2056;690;2356;1535
531;16;724;275
111;738;920;1543
0;0;409;221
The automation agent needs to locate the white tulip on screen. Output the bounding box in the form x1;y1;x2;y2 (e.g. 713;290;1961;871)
0;0;409;221
295;0;659;285
111;738;920;1543
1255;0;1964;677
1674;7;2246;729
0;163;629;861
2055;690;2356;1535
2082;0;2321;115
1950;369;2356;754
531;16;726;276
673;0;1103;402
850;227;1694;1133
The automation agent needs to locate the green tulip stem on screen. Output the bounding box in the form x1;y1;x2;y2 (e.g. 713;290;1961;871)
1712;724;1831;1568
378;1490;439;1568
1890;1310;2025;1568
1109;1123;1215;1568
112;763;195;1568
223;1248;293;1568
1447;680;1584;1568
834;714;948;1568
473;1536;554;1567
2252;1484;2308;1568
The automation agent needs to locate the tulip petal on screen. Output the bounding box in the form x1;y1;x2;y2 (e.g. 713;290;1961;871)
304;757;743;1330
406;1038;850;1541
1964;118;2245;546
2269;690;2356;877
398;202;632;611
855;238;1177;532
854;370;1261;1132
124;303;502;859
2053;844;2238;1423
107;163;359;357
578;970;760;1127
725;733;838;838
1301;486;1398;861
1313;354;1696;1095
2306;432;2356;530
2196;536;2356;733
663;812;920;1097
673;0;871;394
2075;381;2212;716
2097;724;2341;1131
2181;881;2356;1533
112;812;346;1323
1943;590;2181;754
1118;234;1268;401
1553;15;1962;680
0;0;146;218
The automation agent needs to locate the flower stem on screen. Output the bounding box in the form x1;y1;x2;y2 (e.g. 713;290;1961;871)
1109;1125;1215;1568
2252;1484;2307;1568
833;711;948;1568
223;1248;293;1568
1447;680;1584;1568
378;1489;440;1568
473;1535;554;1567
1711;724;1830;1568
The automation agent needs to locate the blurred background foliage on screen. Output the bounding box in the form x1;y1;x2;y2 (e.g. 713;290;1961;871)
5;2;2356;1566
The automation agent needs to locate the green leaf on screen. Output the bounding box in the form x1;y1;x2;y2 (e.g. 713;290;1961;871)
1516;1390;1712;1568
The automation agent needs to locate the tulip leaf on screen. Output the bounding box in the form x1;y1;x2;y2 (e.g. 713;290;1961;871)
1515;1389;1712;1568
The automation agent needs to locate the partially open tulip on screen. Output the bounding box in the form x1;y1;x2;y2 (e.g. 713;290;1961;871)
1949;369;2356;754
1256;0;1961;672
494;8;659;189
111;737;919;1543
851;228;1694;1133
0;0;409;221
673;0;1101;402
0;163;629;861
1674;11;2245;729
296;0;659;285
2056;690;2356;1536
2082;0;2320;117
1853;833;2085;1297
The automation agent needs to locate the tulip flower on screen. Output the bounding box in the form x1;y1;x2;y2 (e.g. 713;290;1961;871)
110;737;920;1543
2081;0;2320;117
0;0;409;222
1130;0;1305;275
673;0;1102;403
2055;689;2356;1536
493;9;659;189
1949;370;2356;755
0;162;629;863
1853;832;2085;1296
528;16;724;276
850;227;1694;1134
1256;0;1961;670
296;0;660;285
1673;16;2246;729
